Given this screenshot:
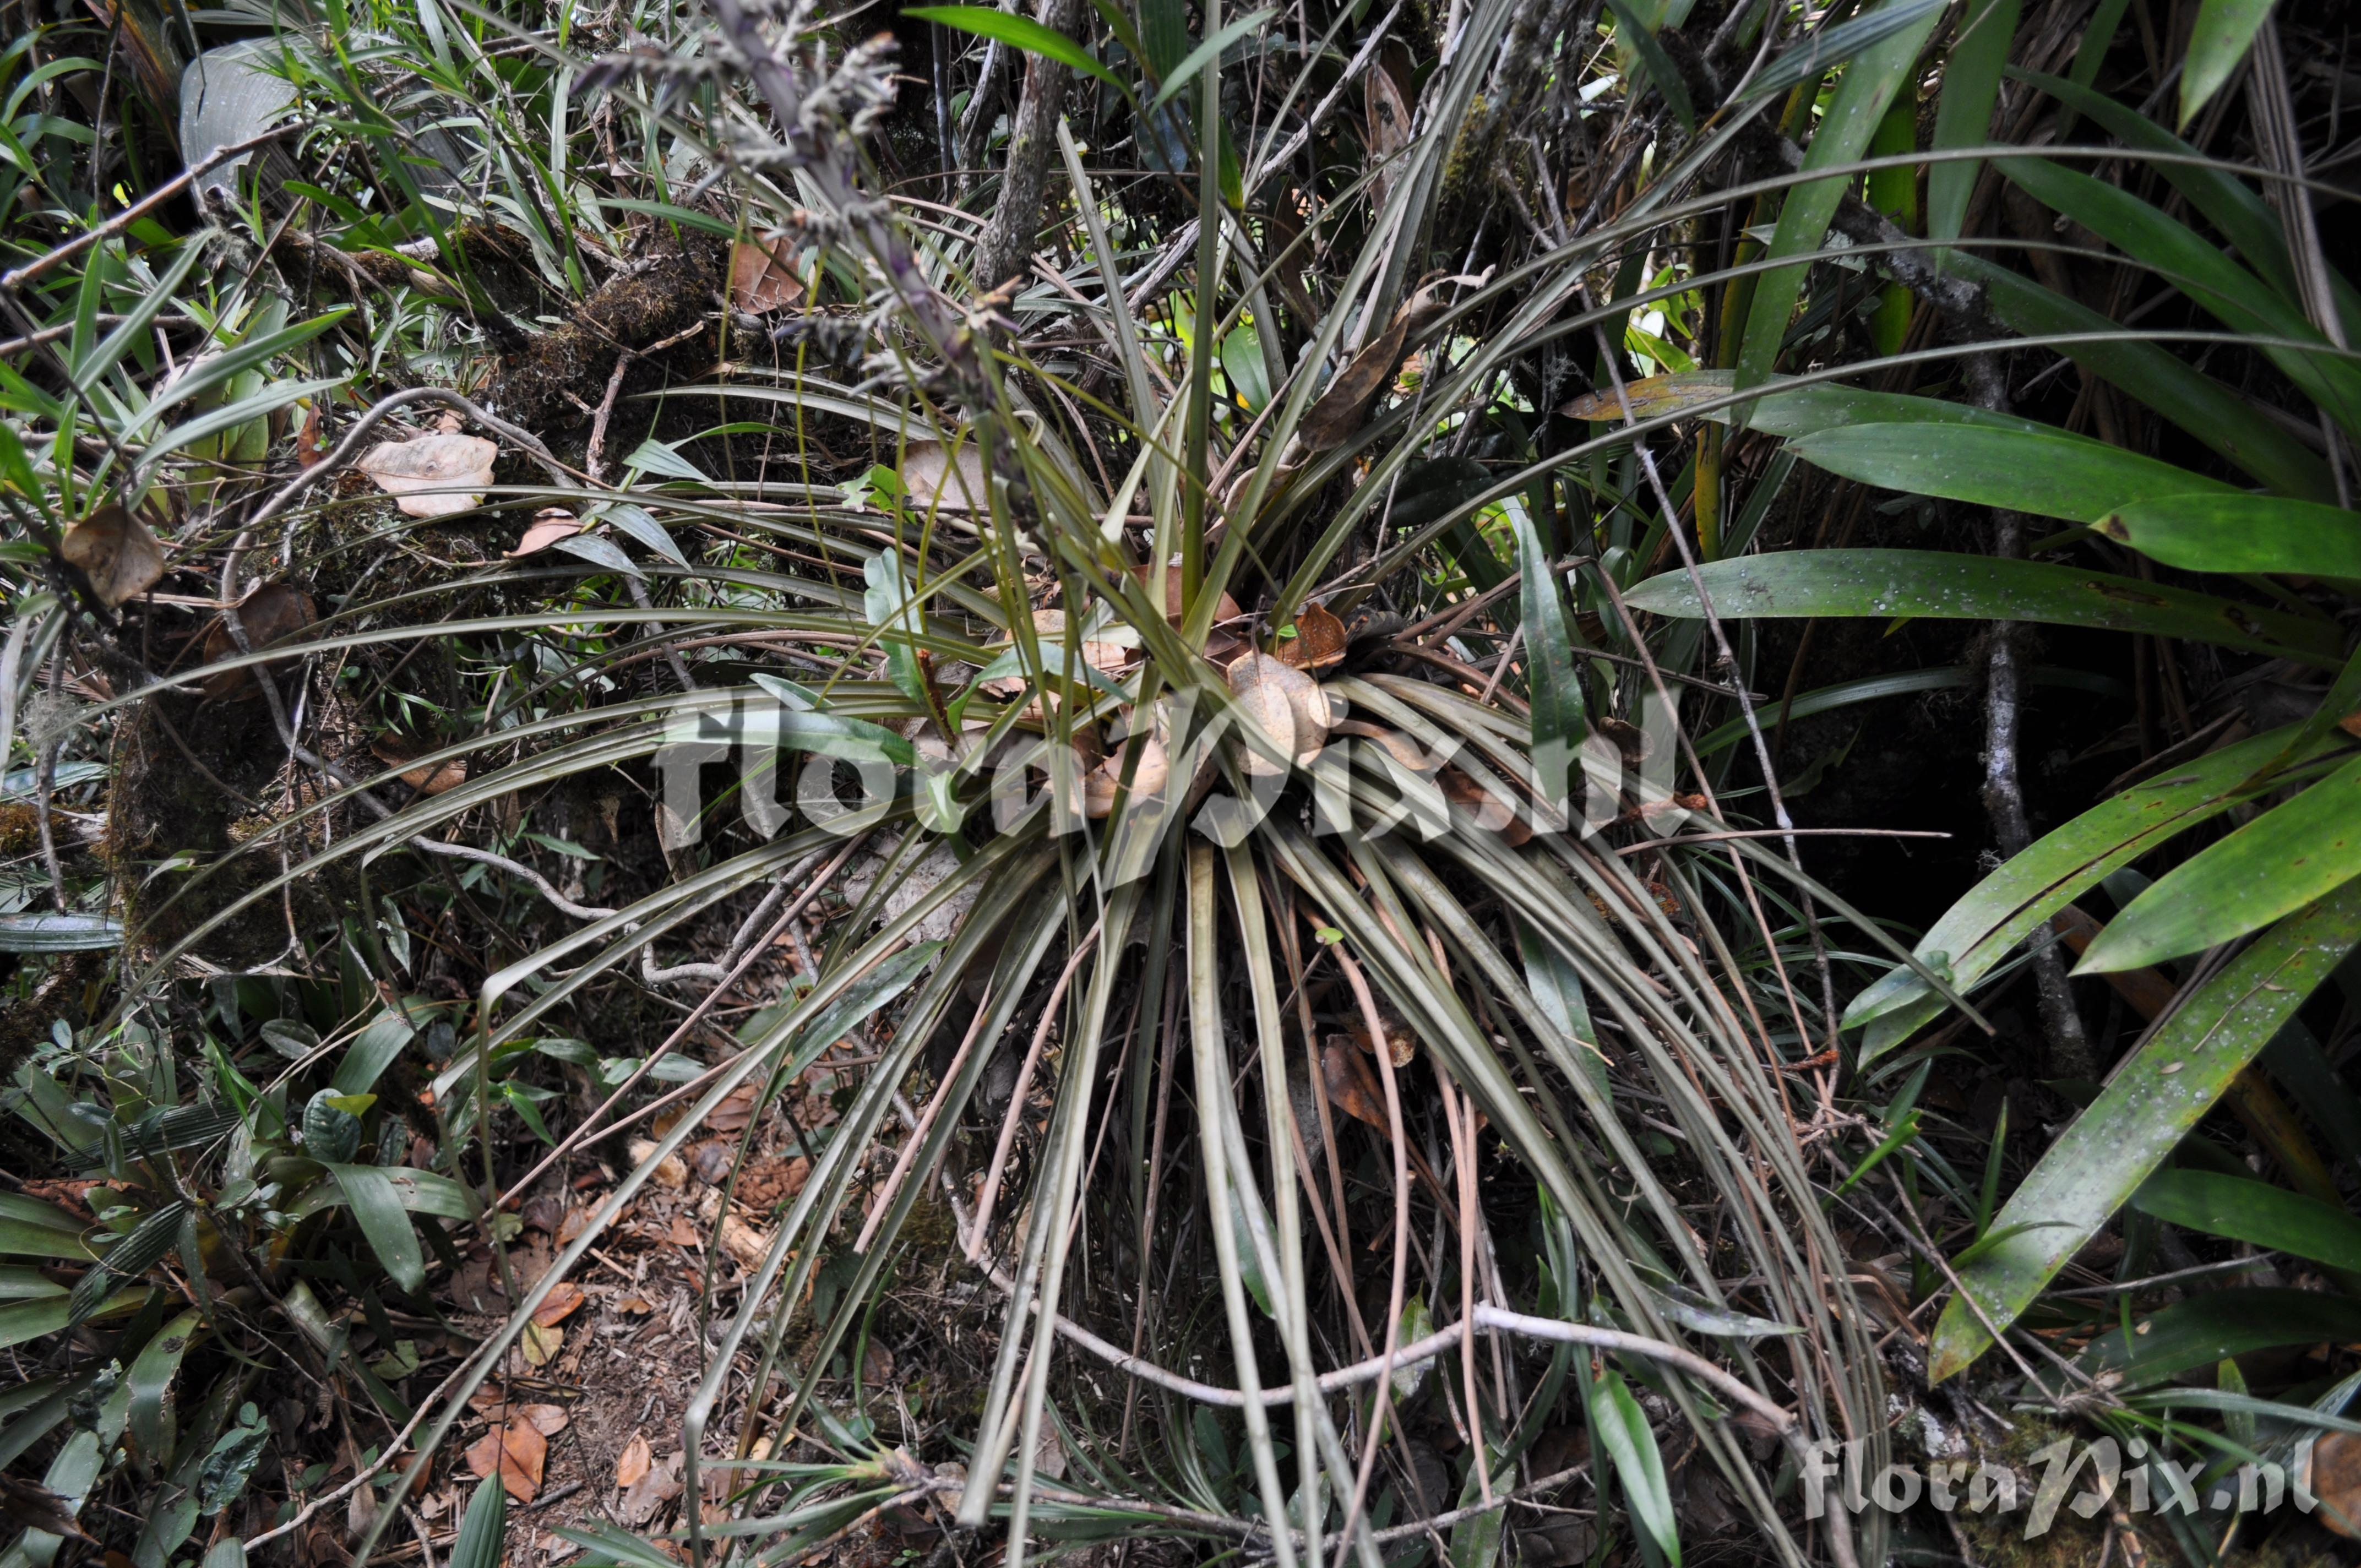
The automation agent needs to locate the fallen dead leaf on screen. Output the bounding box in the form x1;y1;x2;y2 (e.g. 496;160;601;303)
898;439;986;514
297;400;328;469
1321;1039;1386;1130
556;1206;590;1245
735;1156;811;1209
200;584;319;701
521;1403;569;1436
357;432;498;519
1348;1010;1417;1068
612;1294;655;1315
615;1434;653;1489
1364;63;1411;209
371;734;466;794
1439;765;1531;847
618;1452;684;1527
1131;563;1242;627
1227;652;1329;775
1083;733;1168;819
668;1213;702;1250
628;1138;688;1189
695;1188;773;1270
507;508;585;558
729;236;806;312
2305;1431;2361;1538
1298;272;1479;451
59;505;167;609
1031;607;1134;675
531;1282;585;1327
1276;602;1348;671
706;1084;760;1134
465;1417;548;1502
2340;711;2361;741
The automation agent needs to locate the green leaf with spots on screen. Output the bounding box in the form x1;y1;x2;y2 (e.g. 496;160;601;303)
1928;878;2361;1382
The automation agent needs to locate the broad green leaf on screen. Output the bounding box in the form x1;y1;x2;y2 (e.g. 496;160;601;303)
2100;492;2361;578
0;1195;95;1261
1840;723;2347;1057
2179;0;2275;128
1392;1297;1436;1399
862;552;929;710
327;1165;426;1293
1446;1450;1513;1568
2083;1289;2361;1385
2000;157;2361;437
1625;549;2341;665
552;533;643;578
0;912;124;952
1218;325;1272;413
448;1474;509;1568
906;6;1127;94
1742;0;1946;100
1927;878;2361;1382
1590;1369;1680;1565
70;1200;184;1328
1149;7;1275;108
1567;370;2050;437
1734;0;1944;398
1785;422;2236;523
132;311;351;434
127;1308;203;1460
1925;0;2019;241
1514;497;1589;812
73;242;210;393
140;377;346;470
1940;249;2337;500
2012;69;2300;300
302;1088;362;1163
289;1166;477;1224
330;1011;417;1096
622;437;711;483
2132;1169;2361;1274
1601;0;1694;130
2080;752;2361;972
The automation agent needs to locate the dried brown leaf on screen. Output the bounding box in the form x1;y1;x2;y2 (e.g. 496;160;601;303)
506;508;584;558
200;584;319;700
1082;733;1169;819
619;1452;685;1527
1276;602;1348;671
898;439;987;514
628;1137;688;1189
521;1404;569;1436
465;1418;547;1502
1298;313;1412;452
369;735;465;794
615;1434;654;1489
1321;1039;1387;1130
357;433;498;519
728;237;806;313
705;1084;760;1134
59;505;166;609
530;1281;585;1327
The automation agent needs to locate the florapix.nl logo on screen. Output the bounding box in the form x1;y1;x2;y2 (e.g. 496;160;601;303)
644;674;1699;865
1803;1435;2341;1539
